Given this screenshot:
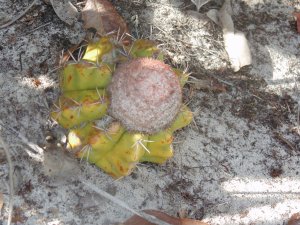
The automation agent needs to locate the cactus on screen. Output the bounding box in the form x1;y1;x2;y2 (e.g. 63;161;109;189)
60;62;112;92
128;39;163;60
51;89;109;129
51;37;193;178
108;58;182;134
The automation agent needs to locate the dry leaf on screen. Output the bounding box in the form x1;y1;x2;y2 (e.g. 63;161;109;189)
191;0;212;11
11;207;26;224
82;0;129;37
0;192;3;211
206;9;219;25
288;212;300;225
208;0;252;72
50;0;79;25
293;12;300;33
122;210;210;225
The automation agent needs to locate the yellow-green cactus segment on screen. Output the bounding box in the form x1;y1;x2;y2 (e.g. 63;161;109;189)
60;62;112;92
142;145;173;164
140;105;192;164
50;89;108;129
78;122;126;163
141;130;174;164
169;104;193;132
82;36;115;63
129;39;164;60
173;68;189;87
67;122;94;150
89;122;125;153
95;132;147;178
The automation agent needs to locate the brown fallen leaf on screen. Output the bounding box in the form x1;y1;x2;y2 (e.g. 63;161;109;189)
293;12;300;33
288;212;300;225
11;207;27;224
122;210;210;225
0;192;3;211
82;0;129;39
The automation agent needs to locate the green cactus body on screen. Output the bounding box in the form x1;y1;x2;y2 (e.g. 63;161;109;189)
51;89;108;129
169;105;193;133
88;122;125;154
142;145;174;164
67;122;94;150
82;36;115;63
141;130;174;164
61;62;112;92
79;122;126;164
95;132;147;177
173;68;189;87
51;36;193;178
129;39;164;60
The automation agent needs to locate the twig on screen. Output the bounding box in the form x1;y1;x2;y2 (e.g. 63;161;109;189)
25;22;51;35
80;179;171;225
292;104;300;136
297;104;299;129
189;75;233;87
19;51;25;71
0;136;14;225
0;0;38;29
0;120;43;161
274;132;296;152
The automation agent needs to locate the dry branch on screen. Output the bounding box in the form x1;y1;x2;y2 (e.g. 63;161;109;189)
0;135;14;225
0;0;38;29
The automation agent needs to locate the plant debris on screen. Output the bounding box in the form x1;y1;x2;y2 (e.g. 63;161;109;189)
50;0;79;25
288;212;300;225
191;0;212;11
294;12;300;33
122;210;210;225
207;0;252;72
82;0;129;36
0;192;3;211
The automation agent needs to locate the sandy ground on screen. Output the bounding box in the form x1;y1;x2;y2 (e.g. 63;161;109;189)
0;0;300;224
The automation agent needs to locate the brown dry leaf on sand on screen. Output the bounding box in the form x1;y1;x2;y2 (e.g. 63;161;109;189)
0;192;3;211
294;12;300;33
82;0;129;37
61;0;130;69
122;210;209;225
287;212;300;225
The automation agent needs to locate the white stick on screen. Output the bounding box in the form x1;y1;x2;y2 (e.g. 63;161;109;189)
80;179;171;225
0;0;38;29
0;121;43;161
0;136;14;225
